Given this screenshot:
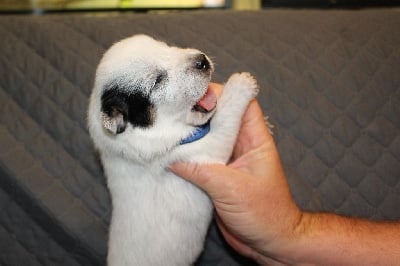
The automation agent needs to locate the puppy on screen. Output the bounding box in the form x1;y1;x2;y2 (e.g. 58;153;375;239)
88;34;259;266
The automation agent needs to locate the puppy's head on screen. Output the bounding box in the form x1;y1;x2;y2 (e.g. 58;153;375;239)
88;35;216;162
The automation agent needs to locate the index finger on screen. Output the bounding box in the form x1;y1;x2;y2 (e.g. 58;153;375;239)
209;82;223;98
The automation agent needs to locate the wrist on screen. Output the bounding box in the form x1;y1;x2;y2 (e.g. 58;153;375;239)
274;212;308;265
270;211;326;264
252;209;307;265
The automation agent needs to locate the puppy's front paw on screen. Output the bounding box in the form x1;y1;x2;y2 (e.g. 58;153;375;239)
224;72;259;100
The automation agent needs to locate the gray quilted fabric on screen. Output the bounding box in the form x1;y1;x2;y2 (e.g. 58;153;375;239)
0;9;399;265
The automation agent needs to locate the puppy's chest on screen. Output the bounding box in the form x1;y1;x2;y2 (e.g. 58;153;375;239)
108;166;195;197
109;169;210;220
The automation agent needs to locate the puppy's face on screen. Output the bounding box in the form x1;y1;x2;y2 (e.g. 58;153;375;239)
88;35;216;162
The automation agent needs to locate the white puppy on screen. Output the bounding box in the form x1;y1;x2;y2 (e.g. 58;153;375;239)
88;34;259;266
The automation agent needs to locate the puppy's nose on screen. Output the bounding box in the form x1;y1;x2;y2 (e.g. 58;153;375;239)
194;53;211;71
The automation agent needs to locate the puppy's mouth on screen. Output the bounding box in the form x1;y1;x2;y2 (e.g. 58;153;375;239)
192;86;217;113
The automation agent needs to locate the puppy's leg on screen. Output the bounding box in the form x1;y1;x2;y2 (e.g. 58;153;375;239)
213;72;259;126
207;72;259;161
175;72;259;163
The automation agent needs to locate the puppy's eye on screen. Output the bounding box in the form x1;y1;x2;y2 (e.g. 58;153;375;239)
152;72;167;91
155;73;164;85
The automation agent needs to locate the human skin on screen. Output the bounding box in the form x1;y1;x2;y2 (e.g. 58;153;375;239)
171;83;400;265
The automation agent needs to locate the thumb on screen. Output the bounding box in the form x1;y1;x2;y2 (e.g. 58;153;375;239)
170;162;235;199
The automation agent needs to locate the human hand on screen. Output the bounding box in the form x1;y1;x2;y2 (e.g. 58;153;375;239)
170;83;302;264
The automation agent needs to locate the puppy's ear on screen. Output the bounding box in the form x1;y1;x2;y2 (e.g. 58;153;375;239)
101;108;126;134
100;86;127;134
101;84;154;134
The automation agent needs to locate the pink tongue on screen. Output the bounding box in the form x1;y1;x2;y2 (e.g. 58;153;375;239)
196;86;217;111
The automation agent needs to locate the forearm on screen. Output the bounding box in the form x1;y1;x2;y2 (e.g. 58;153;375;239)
270;212;400;265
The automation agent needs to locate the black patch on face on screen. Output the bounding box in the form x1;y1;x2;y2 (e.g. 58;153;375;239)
101;84;154;133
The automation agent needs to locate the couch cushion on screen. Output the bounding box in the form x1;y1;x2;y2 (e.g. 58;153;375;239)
0;9;399;265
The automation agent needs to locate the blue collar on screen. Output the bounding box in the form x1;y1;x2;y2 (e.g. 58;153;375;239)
180;121;210;145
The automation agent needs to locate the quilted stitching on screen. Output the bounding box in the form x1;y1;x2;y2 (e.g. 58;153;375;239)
0;186;80;266
0;9;399;265
0;20;108;265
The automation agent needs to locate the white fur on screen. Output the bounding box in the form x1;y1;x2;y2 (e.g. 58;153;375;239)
88;34;259;266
